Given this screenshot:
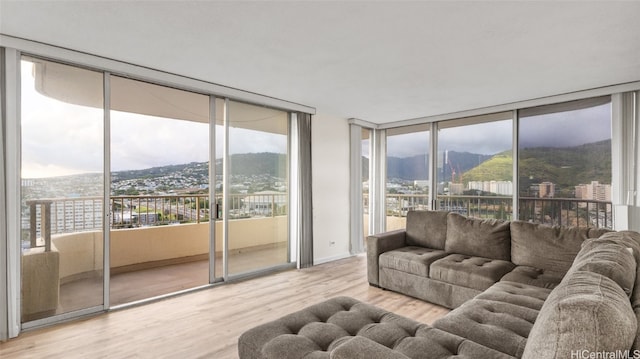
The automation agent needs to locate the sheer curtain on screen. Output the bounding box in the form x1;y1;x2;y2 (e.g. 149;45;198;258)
297;112;314;268
1;47;9;341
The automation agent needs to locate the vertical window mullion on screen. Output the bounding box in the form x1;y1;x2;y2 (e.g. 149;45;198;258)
512;109;519;221
103;71;111;309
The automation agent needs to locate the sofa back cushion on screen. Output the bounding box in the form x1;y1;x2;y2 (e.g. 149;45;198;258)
406;210;449;250
571;238;636;296
522;271;637;359
444;213;511;261
593;231;640;353
510;221;599;275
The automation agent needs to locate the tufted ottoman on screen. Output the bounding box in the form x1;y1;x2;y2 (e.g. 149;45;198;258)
238;296;513;359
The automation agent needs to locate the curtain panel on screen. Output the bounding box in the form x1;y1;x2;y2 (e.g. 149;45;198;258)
297;112;314;268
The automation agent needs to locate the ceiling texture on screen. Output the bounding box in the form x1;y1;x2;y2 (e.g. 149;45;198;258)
1;1;639;124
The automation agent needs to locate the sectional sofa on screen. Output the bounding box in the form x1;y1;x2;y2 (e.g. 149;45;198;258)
238;211;640;358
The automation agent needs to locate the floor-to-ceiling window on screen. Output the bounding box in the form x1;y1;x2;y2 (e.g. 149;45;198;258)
362;128;371;239
109;76;211;305
20;56;105;322
15;55;299;328
225;100;290;276
436;113;513;220
518;97;612;228
363;99;618;234
385;124;430;231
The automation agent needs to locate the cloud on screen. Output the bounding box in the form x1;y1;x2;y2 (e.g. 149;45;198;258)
111;112;210;171
438;120;512;155
387;120;512;157
21;59;288;177
386;104;611;158
21;86;104;177
387;132;430;158
519;104;611;148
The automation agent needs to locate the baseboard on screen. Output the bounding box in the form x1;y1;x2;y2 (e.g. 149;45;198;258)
313;252;353;265
111;254;209;275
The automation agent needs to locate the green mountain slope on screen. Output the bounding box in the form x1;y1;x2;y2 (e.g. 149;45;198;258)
217;153;287;177
460;139;611;196
461;152;512;182
112;153;287;181
519;139;611;196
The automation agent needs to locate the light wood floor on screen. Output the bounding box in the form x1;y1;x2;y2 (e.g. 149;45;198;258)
0;254;449;358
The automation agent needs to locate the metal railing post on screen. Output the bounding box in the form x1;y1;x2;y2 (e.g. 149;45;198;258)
42;201;52;252
29;201;37;248
196;196;201;223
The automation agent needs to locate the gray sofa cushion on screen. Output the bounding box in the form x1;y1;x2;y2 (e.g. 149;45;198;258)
379;246;448;277
434;281;553;357
634;307;640;355
445;213;511;261
379;267;482;309
572;230;640;351
429;254;515;291
475;281;552;311
570;239;636;295
522;271;637;359
405;210;449;249
500;266;563;290
433;298;537;357
392;326;515;359
510;221;599;275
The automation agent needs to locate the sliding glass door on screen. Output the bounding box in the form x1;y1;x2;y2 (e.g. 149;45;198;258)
17;56;296;327
109;76;211;305
225;100;289;276
20;57;105;322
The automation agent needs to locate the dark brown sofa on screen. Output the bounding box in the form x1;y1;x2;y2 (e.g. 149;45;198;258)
238;211;640;358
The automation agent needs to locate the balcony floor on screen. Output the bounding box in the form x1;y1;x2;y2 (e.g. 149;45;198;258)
57;244;288;314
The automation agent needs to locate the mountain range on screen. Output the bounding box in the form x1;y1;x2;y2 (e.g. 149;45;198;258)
110;139;611;194
112;152;287;182
382;139;611;194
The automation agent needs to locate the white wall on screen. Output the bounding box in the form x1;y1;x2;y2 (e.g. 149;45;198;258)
312;113;352;264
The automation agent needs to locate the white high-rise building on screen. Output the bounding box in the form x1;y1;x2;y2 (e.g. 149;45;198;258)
467;180;513;196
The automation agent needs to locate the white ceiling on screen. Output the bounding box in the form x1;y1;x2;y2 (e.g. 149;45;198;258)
1;1;639;124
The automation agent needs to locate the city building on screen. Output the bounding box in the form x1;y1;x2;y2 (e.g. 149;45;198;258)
468;180;513;196
449;183;464;195
1;2;639;356
575;181;612;202
539;182;556;198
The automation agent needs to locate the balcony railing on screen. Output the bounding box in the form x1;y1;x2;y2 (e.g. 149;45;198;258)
369;193;612;229
23;193;288;250
518;197;612;229
437;195;514;221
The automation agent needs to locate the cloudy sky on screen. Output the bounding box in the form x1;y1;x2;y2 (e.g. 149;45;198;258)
21;61;286;178
386;104;611;158
21;60;611;178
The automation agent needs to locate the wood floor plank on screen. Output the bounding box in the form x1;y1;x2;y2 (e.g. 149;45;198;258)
0;254;449;358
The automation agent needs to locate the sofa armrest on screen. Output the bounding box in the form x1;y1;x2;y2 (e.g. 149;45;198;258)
366;229;406;286
331;336;410;359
